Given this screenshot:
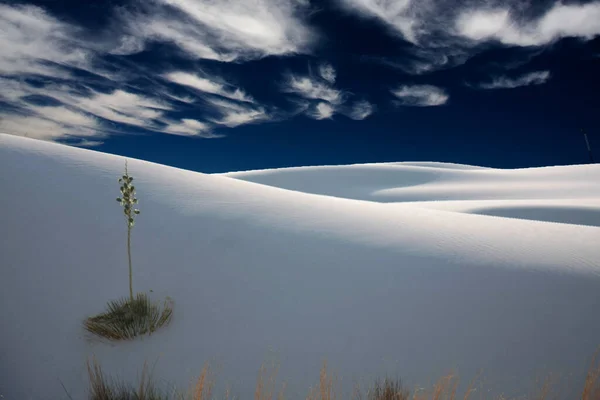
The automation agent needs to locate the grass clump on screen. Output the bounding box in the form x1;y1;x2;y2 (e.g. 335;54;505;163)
254;360;285;400
307;361;337;400
363;378;410;400
410;374;475;400
85;293;173;341
88;358;167;400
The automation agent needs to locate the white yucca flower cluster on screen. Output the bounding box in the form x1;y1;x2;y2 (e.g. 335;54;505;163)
116;161;140;228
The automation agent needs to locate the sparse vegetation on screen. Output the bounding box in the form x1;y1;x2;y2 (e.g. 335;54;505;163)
409;374;473;400
85;351;600;400
84;162;173;340
356;378;409;400
583;350;600;400
85;293;173;341
254;360;285;400
307;361;337;400
88;357;168;400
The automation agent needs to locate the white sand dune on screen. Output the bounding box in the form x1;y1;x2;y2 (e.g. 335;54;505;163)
224;162;599;203
1;133;600;399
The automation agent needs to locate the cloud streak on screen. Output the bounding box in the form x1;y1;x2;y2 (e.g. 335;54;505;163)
163;118;218;137
344;1;600;75
283;73;344;104
335;0;420;43
457;3;600;46
164;71;254;102
391;85;448;107
0;4;90;77
309;102;335;120
282;64;376;121
206;98;271;128
318;63;336;84
346;100;374;120
122;0;315;62
474;71;551;90
0;113;100;141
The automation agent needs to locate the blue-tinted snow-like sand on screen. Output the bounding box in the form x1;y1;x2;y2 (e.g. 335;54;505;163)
1;134;600;400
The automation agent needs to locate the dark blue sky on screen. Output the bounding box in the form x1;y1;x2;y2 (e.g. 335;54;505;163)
1;0;599;172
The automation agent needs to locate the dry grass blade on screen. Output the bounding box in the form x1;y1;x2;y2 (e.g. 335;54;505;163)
255;360;282;400
367;377;410;400
320;361;332;400
88;357;117;400
84;293;173;341
462;370;481;400
433;374;454;400
411;374;461;400
352;380;364;400
278;382;287;400
256;364;265;400
307;360;336;400
192;363;215;400
531;374;555;400
582;349;600;400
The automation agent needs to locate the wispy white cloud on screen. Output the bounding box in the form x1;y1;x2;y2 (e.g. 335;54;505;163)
30;106;100;129
109;35;146;56
164;71;254;102
163;118;219;137
71;90;170;129
282;65;346;120
0;3;295;142
457;3;600;46
367;45;472;75
163;72;270;129
0;4;178;141
474;71;551;90
335;0;419;43
282;64;378;121
343;1;600;75
346;100;374;120
123;0;315;61
0;78;35;103
283;74;344;104
391;85;448;107
72;139;105;147
207;98;271;127
0;112;100;141
318;63;336;84
308;102;335;120
0;4;90;77
341;0;600;48
0;76;176;138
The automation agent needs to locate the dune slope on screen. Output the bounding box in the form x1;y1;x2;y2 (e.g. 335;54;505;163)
1;134;600;399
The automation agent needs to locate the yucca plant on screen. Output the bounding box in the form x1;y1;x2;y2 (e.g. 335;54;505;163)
84;160;173;341
116;160;140;302
84;293;173;341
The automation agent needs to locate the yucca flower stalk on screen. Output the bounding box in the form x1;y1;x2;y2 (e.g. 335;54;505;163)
116;160;140;302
